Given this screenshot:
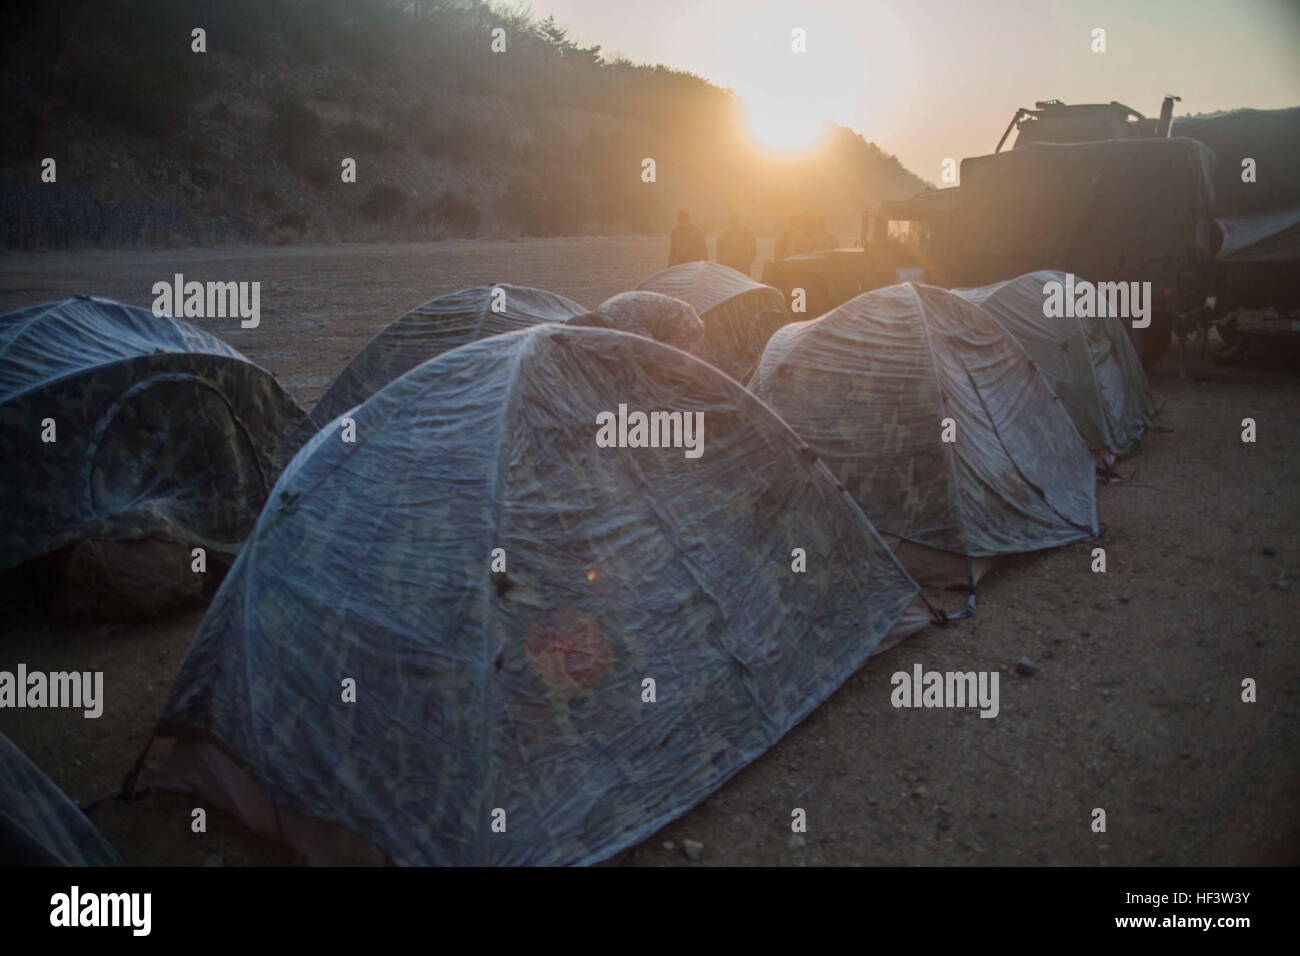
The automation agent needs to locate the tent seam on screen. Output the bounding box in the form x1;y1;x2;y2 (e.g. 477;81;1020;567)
911;284;973;555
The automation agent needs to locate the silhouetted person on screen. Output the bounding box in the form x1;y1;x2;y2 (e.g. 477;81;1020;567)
774;213;811;260
809;215;838;252
716;214;757;276
668;210;707;267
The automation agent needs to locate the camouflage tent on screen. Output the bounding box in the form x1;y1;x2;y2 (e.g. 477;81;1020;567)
156;324;925;866
636;262;787;381
0;297;313;578
0;733;122;865
955;271;1155;459
311;284;585;426
750;283;1097;573
566;291;704;354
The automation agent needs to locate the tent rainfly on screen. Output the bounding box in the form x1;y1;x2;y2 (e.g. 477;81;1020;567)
750;283;1098;587
0;297;314;613
955;271;1155;460
0;733;123;865
566;291;705;354
310;284;585;426
636;262;787;381
155;323;928;866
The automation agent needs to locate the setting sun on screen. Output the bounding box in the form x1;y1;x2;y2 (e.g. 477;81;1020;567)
741;96;833;155
720;3;872;156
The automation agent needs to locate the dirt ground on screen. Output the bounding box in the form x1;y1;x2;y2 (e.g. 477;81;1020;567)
1;237;1297;866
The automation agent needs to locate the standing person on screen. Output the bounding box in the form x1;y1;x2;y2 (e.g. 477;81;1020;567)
668;210;708;267
716;214;757;276
809;215;838;252
774;213;813;260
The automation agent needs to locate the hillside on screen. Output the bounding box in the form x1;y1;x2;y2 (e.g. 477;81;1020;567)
0;0;931;248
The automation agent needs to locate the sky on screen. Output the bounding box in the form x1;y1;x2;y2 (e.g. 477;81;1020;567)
524;0;1300;181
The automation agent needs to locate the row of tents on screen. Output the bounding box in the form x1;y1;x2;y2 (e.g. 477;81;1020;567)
0;261;1156;865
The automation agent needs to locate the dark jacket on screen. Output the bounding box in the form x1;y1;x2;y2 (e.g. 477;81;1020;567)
717;224;757;275
668;222;708;266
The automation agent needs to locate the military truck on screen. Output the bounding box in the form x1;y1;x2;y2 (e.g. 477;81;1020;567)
995;96;1181;151
1169;107;1300;364
762;96;1210;365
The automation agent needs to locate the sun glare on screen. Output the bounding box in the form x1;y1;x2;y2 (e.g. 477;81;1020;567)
741;98;833;155
721;3;883;157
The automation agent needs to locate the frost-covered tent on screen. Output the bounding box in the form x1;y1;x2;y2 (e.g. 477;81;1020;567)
0;733;123;865
751;283;1097;586
637;262;787;380
0;297;314;609
311;284;585;425
955;271;1155;459
156;323;927;866
566;291;704;354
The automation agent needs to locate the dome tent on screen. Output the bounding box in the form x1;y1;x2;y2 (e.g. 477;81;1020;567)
636;261;787;381
566;290;704;354
955;271;1155;460
155;323;927;866
750;283;1098;584
310;283;585;426
0;732;123;865
0;297;314;605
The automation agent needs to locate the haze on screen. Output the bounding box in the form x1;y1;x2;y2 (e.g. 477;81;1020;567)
528;0;1300;180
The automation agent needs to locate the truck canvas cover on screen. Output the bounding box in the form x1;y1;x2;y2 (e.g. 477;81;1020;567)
1174;107;1300;262
951;138;1217;286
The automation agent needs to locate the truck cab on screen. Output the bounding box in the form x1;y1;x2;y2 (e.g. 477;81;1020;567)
761;189;959;318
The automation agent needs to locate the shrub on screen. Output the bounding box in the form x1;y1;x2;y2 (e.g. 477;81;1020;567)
360;184;407;222
419;114;501;165
73;49;204;139
274;210;311;233
302;160;335;189
502;166;586;236
269;98;322;144
336;119;392;152
268;97;322;169
417;191;481;236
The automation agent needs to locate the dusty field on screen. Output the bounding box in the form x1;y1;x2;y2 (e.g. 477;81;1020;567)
1;237;1297;866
